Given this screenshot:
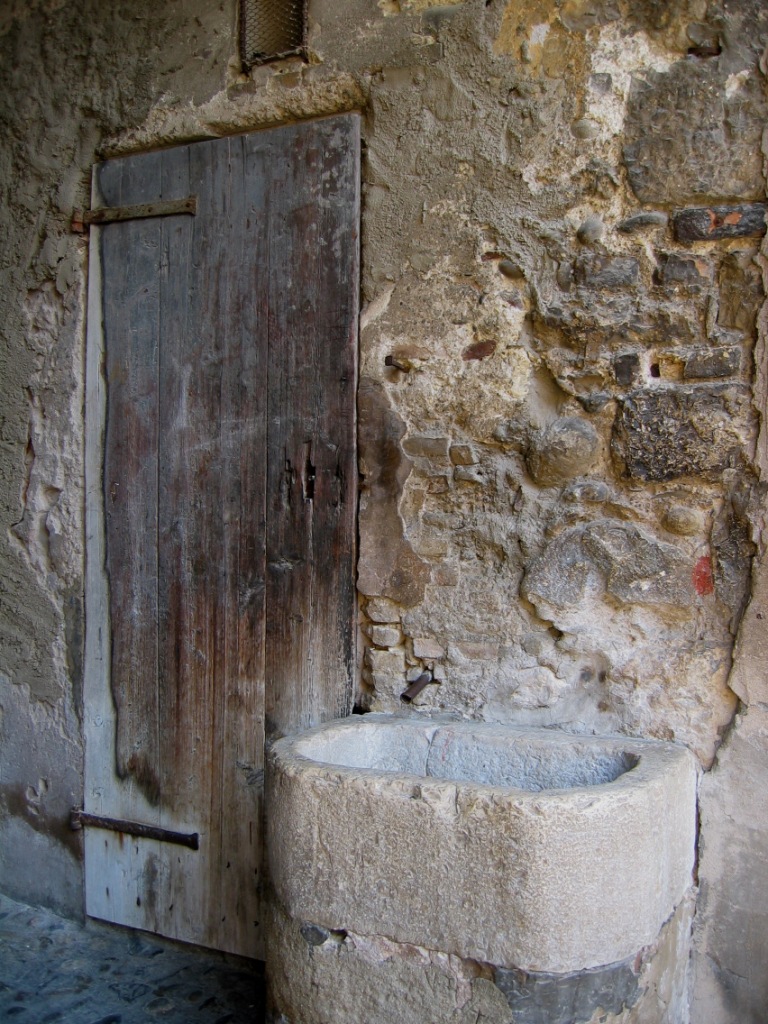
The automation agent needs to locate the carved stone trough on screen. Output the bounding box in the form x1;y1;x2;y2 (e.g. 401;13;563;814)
267;714;696;974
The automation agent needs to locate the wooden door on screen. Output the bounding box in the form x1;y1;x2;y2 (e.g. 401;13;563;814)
82;115;359;959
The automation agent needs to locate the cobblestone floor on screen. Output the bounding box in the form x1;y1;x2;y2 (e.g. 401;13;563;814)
0;893;265;1023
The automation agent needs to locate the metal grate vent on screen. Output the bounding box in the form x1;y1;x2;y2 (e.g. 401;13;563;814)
240;0;307;69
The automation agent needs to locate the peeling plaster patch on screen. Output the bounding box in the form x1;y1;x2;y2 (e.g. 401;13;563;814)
16;282;84;592
725;68;751;98
2;277;85;708
587;24;674;148
494;2;555;59
360;284;396;332
104;74;367;157
10;391;63;582
521;163;546;196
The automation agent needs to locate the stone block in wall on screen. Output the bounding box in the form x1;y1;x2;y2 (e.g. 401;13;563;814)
710;497;754;629
613;352;641;386
522;520;694;613
450;444;477;466
672;203;768;243
433;565;459;586
463;340;497;362
562;480;611;505
368;625;403;647
526;417;600;487
402;435;450;459
683;347;741;380
366;597;403;623
661;505;706;537
717;251;764;334
617;211;669;234
454;465;486;485
612;386;752;482
365;647;405;677
454;641;499;661
365;647;406;704
656;253;714;291
693;708;768;1023
623;61;767;205
412;637;445;660
573;255;639;289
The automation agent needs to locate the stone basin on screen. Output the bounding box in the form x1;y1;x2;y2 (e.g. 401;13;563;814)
268;714;697;973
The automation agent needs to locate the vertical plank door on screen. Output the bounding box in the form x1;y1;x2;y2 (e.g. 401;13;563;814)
83;115;359;959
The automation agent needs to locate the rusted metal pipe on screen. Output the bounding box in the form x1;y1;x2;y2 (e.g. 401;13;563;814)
401;671;433;703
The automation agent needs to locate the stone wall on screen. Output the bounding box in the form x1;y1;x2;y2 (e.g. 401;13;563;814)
0;0;766;1017
355;2;766;778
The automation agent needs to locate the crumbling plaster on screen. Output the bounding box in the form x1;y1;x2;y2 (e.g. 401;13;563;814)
0;0;765;1018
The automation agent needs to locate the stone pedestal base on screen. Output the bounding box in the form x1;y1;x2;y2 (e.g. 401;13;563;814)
267;893;694;1024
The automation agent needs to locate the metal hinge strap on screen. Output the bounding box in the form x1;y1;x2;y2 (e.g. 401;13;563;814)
71;196;197;233
70;808;199;850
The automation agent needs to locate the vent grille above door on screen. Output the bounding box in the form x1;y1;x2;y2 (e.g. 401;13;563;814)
240;0;306;69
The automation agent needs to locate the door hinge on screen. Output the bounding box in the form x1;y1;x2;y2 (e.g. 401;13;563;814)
71;196;197;234
70;808;199;850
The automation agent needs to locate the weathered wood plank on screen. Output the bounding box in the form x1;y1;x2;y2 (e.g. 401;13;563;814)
88;151;170;938
154;143;206;944
311;118;360;724
101;150;163;806
264;115;359;738
217;133;268;950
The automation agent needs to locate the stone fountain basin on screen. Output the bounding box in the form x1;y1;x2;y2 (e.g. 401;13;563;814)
268;714;696;973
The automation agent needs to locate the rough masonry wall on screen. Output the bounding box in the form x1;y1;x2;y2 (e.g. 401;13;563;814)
355;1;766;774
0;0;766;1018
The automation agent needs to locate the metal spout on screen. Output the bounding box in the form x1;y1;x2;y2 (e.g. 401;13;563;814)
401;671;433;703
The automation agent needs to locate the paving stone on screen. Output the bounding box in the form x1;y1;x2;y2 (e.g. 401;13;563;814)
0;894;265;1024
